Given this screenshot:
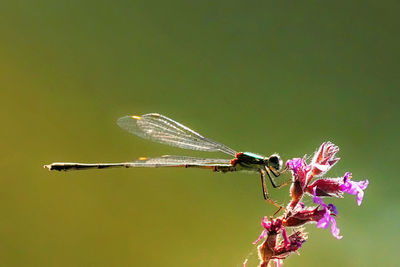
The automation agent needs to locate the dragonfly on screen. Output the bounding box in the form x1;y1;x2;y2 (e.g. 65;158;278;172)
45;113;285;206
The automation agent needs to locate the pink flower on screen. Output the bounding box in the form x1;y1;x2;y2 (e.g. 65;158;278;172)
253;217;285;245
286;142;339;209
312;187;342;239
286;158;310;209
306;172;369;206
255;217;307;267
286;157;309;188
272;231;307;259
309;141;340;180
339;172;369;206
305;178;343;198
283;205;327;228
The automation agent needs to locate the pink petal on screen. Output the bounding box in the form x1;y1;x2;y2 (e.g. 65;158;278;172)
273;259;283;267
253;229;267;244
330;217;343;240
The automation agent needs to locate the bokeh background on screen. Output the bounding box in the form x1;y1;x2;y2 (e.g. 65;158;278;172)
1;1;399;266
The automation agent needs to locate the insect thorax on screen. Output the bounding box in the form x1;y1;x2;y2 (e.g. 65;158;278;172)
233;152;266;171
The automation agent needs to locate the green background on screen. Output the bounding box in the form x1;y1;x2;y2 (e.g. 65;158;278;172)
1;1;398;266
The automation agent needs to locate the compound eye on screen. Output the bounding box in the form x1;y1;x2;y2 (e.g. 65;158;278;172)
268;154;282;170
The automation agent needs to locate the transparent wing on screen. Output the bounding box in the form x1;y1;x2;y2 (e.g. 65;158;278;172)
126;155;233;168
117;113;237;156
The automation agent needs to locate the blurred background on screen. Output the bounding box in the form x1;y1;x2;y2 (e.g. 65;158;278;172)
1;1;399;266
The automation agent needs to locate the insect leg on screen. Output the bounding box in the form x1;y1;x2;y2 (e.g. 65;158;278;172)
260;170;285;210
264;167;279;188
266;166;291;189
271;166;291;189
269;166;281;178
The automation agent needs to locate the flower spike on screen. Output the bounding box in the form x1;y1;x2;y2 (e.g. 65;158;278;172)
252;142;368;266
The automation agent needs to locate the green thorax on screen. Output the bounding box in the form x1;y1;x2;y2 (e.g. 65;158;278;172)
235;152;265;171
242;152;264;160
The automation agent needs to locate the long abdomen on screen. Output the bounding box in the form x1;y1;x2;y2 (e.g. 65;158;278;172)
44;163;129;171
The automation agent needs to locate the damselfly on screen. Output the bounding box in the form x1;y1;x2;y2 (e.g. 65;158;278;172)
45;113;285;206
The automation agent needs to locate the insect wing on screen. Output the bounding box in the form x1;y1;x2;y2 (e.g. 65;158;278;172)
126;155;232;168
117;113;236;156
